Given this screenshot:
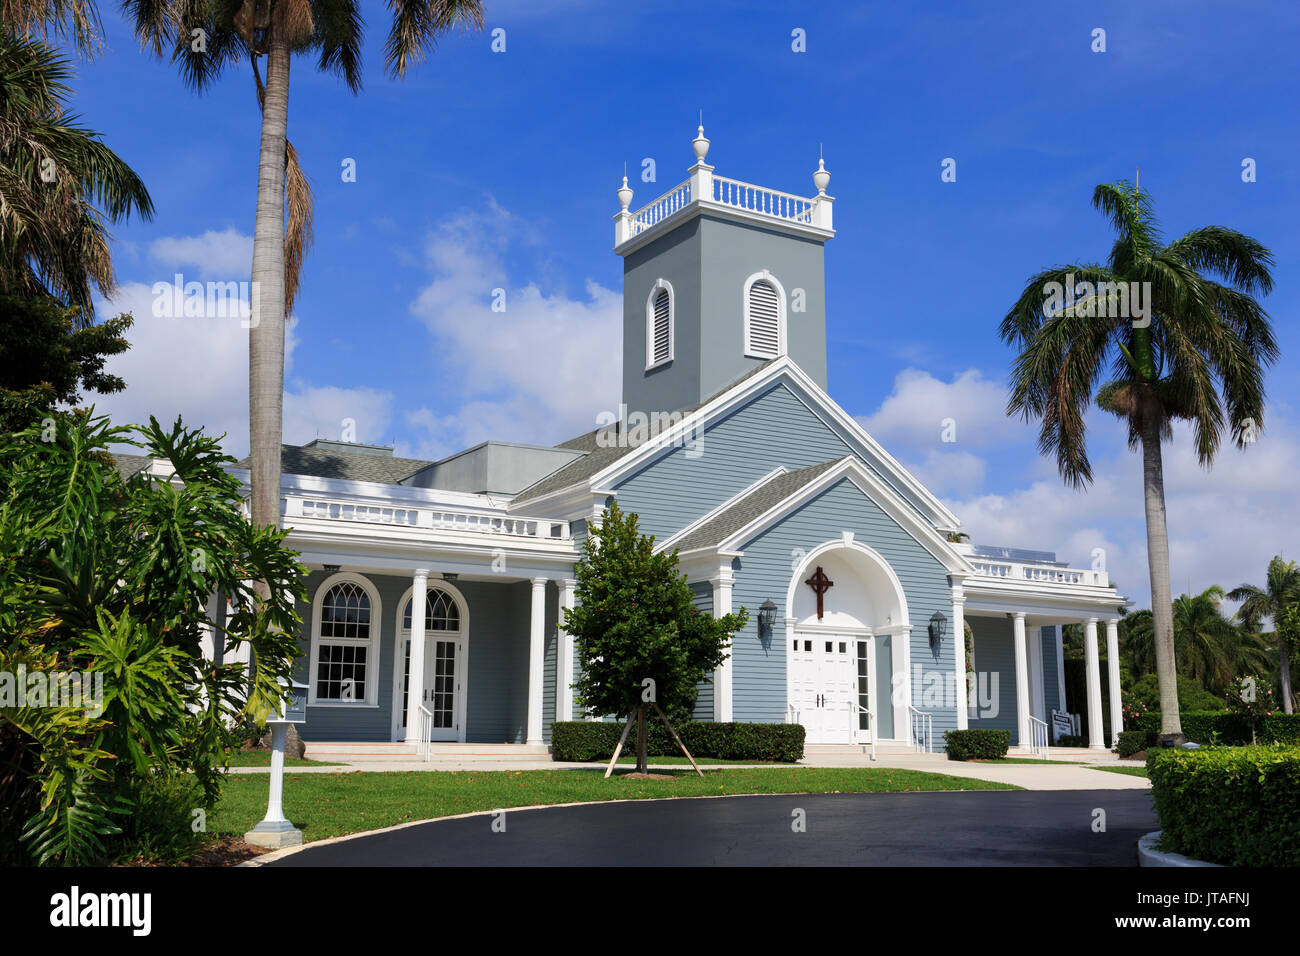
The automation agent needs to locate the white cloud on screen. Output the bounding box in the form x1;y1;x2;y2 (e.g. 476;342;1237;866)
856;368;1023;451
148;228;253;281
405;200;621;459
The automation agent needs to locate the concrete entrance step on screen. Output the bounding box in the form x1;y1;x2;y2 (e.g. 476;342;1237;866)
305;741;553;764
804;743;935;757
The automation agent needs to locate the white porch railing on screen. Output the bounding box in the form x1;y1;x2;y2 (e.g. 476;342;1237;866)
416;705;434;762
711;175;816;225
1027;715;1049;758
969;559;1109;588
629;179;692;236
786;703;800;725
284;493;571;542
907;706;933;754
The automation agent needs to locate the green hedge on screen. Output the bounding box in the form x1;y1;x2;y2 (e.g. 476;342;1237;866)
943;729;1011;761
1147;745;1300;866
1134;711;1300;746
550;721;805;763
1115;730;1147;758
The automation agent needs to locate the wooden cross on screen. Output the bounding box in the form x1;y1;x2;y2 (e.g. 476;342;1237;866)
804;565;834;619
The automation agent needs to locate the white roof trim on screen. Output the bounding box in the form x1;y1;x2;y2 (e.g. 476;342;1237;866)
585;356;961;530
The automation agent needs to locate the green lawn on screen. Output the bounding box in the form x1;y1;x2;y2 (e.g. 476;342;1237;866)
223;750;340;768
208;767;1019;845
1090;764;1149;778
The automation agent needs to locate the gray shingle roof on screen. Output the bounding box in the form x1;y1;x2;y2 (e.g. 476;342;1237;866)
669;458;847;552
235;445;433;485
511;358;781;505
110;452;152;478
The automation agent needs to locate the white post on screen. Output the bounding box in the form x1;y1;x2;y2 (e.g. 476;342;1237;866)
404;568;429;745
711;569;734;722
1106;618;1123;747
556;578;576;723
245;721;302;847
1055;625;1067;715
1012;612;1031;749
526;577;547;745
951;587;968;730
1084;618;1105;749
1028;622;1045;721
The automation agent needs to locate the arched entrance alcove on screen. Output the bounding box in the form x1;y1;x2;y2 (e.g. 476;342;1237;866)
785;538;911;745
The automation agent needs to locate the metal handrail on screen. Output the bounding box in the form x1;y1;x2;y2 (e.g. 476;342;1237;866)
417;704;434;762
1027;714;1049;758
846;701;876;761
907;705;933;753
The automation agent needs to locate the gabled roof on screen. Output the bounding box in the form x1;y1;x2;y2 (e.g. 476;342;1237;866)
511;359;782;505
235;444;432;485
669;459;847;552
110;452;152;479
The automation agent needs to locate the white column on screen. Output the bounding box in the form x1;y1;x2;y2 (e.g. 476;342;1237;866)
403;569;429;744
1106;618;1123;747
1012;612;1031;748
1028;622;1045;721
526;577;547;746
1084;617;1104;749
711;570;734;722
951;587;968;730
1054;625;1067;715
556;578;576;723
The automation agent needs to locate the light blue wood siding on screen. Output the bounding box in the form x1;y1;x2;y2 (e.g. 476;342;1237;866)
613;383;928;543
689;581;715;721
967;615;1019;743
1041;625;1061;715
723;478;957;740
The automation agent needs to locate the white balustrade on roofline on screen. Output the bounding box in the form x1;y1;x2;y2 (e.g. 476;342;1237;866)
281;493;571;542
969;559;1109;588
615;124;833;246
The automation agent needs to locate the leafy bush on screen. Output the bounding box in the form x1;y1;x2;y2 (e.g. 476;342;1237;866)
1115;730;1147;758
1055;734;1087;747
1129;673;1226;713
1133;711;1300;746
550;721;804;763
114;773;208;864
1147;745;1300;866
943;729;1011;760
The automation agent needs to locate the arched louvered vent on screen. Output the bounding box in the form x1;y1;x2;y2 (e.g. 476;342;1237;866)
746;278;781;357
651;288;671;365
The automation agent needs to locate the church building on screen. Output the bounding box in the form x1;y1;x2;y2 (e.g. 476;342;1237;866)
223;127;1129;755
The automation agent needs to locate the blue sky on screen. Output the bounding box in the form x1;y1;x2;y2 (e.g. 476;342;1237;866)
69;0;1300;608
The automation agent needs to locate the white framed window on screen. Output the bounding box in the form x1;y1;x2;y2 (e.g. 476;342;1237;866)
645;278;674;369
743;269;787;359
308;572;382;705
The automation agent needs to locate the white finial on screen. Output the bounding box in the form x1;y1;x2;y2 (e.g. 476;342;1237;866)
813;156;830;194
692;122;710;164
617;175;634;210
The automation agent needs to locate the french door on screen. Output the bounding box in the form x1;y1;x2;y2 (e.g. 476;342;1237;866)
395;635;463;741
790;633;872;745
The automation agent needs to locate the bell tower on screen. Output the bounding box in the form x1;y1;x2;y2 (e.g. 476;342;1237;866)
614;126;835;416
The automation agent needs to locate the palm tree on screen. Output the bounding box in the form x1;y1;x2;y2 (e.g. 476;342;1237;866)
1172;587;1238;696
1002;181;1277;741
1229;555;1300;713
0;32;153;322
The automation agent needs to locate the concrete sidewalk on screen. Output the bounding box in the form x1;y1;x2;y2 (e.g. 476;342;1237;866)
228;751;1151;791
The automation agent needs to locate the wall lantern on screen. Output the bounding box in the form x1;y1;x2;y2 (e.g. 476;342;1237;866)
928;610;947;651
758;599;779;639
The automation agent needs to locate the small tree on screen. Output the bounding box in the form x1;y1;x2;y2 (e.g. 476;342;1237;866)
566;502;747;775
1224;675;1275;745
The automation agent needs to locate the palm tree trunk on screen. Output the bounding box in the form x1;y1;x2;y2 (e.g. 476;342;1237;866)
1279;641;1294;714
248;38;290;554
1139;413;1183;740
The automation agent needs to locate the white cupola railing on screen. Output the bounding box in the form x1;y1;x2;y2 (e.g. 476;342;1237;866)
615;123;833;247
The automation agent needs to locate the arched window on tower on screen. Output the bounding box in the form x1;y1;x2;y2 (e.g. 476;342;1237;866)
646;279;674;369
744;271;786;359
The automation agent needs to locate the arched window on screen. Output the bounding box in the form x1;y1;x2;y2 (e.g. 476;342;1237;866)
402;588;461;632
743;270;786;359
645;278;674;369
310;574;381;704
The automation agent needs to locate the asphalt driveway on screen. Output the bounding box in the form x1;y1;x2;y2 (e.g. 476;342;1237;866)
263;789;1157;866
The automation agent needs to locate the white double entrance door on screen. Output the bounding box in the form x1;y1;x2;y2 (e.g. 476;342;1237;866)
789;633;873;745
394;634;464;742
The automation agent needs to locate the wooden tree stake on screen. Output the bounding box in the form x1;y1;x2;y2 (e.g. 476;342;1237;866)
653;701;703;777
604;711;637;779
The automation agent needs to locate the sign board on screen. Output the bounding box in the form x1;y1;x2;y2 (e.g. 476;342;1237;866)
1051;710;1074;741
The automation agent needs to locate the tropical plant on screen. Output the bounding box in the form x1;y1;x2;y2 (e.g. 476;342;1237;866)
1001;181;1277;740
1229;555;1300;713
565;502;749;775
1224;674;1276;744
0;409;304;864
0;32;153;322
1171;586;1240;696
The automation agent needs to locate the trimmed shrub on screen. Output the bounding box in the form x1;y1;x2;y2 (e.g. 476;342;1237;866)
549;721;804;763
1147;745;1300;866
1134;711;1300;746
943;729;1011;760
1055;734;1087;748
1114;730;1147;758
